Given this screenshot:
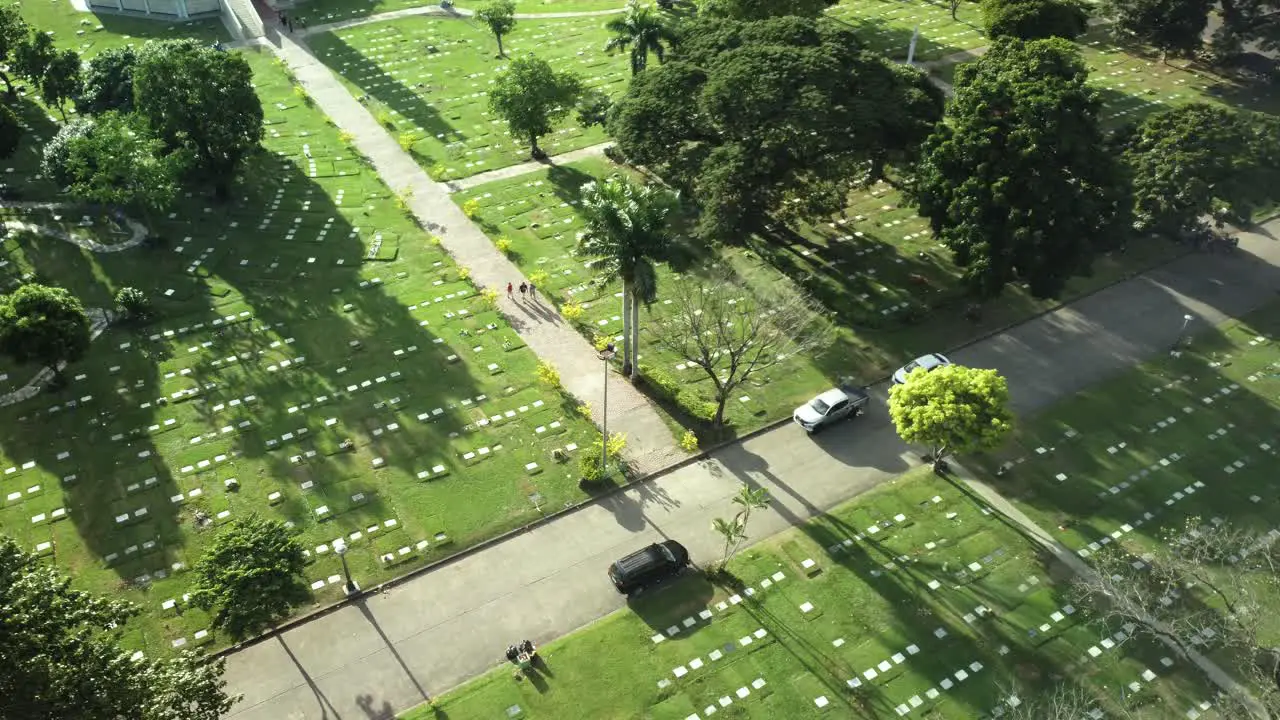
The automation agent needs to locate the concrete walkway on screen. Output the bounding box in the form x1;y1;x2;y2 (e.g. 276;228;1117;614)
222;219;1280;720
445;142;614;193
267;29;683;475
297;3;626;39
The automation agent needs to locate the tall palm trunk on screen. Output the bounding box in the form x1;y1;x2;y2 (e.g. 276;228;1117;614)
629;291;640;380
620;280;633;376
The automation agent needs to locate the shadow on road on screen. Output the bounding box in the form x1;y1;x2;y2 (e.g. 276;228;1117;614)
356;600;431;706
278;634;345;720
598;477;680;533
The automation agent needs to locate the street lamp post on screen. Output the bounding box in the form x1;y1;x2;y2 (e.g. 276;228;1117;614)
598;343;617;479
1176;313;1193;350
333;539;359;596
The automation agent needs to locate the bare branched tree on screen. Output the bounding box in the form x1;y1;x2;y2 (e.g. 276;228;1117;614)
650;269;833;425
1073;519;1280;719
994;681;1117;720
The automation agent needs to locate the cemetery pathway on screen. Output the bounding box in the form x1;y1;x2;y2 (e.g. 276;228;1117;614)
297;4;627;39
445;141;614;192
267;32;684;476
223;220;1280;720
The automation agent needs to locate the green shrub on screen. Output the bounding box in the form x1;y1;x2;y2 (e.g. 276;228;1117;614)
579;440;605;481
678;390;718;422
640;364;681;404
114;286;152;322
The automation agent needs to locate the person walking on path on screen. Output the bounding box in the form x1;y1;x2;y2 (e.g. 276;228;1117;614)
518;281;528;300
506;282;513;299
528;282;538;303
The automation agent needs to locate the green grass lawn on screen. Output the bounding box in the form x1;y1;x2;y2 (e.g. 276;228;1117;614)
19;1;228;58
453;157;1187;434
969;304;1280;646
828;0;987;63
407;469;1225;719
0;47;596;656
295;0;628;27
308;14;627;179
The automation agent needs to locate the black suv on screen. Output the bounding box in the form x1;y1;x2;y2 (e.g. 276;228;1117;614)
608;540;690;595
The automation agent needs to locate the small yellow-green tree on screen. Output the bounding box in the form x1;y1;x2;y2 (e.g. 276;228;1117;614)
888;365;1013;471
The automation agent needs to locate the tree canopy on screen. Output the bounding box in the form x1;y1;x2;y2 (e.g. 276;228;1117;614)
0;284;91;378
133;39;263;200
0;535;237;720
888;365;1014;469
0;3;27;95
191;515;309;639
604;0;679;75
1119;103;1280;235
488;54;583;158
910;38;1130;300
700;0;836;20
609;16;944;242
475;0;517;57
39;49;82;120
1101;0;1212;59
981;0;1090;40
59;111;184;215
76;46;137;116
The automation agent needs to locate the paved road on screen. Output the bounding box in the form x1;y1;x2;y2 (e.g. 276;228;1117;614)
221;222;1280;719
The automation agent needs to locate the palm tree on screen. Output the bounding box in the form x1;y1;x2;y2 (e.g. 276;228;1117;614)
712;516;747;569
604;0;679;76
732;485;771;526
576;175;679;379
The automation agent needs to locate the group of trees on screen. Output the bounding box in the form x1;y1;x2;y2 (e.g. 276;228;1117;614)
1;513;310;718
912;34;1280;300
40;39;263;209
608;14;944;241
0;5;81;119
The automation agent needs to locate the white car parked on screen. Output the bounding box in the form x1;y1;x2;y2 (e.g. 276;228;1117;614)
892;353;952;385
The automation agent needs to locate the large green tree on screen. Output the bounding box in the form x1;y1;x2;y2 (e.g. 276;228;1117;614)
488;54;583;159
604;0;679;75
0;4;28;95
888;365;1014;472
910;38;1130;300
981;0;1090;39
575;174;680;378
39;49;81;120
60;111;183;217
133;39;263;200
11;26;54;85
41;118;94;188
700;0;835;20
609;16;944;242
0;536;238;720
1101;0;1212;60
76;46;137;115
475;0;517;58
0;284;91;381
1214;0;1280;56
1119;103;1280;235
191;515;309;639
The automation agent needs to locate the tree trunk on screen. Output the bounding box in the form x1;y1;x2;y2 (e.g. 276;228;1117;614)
530;134;543;159
496;33;505;58
620;281;633;376
0;71;12;97
714;394;727;425
628;292;640;380
950;0;959;20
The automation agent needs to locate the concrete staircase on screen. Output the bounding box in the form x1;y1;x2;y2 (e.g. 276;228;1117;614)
221;0;267;40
